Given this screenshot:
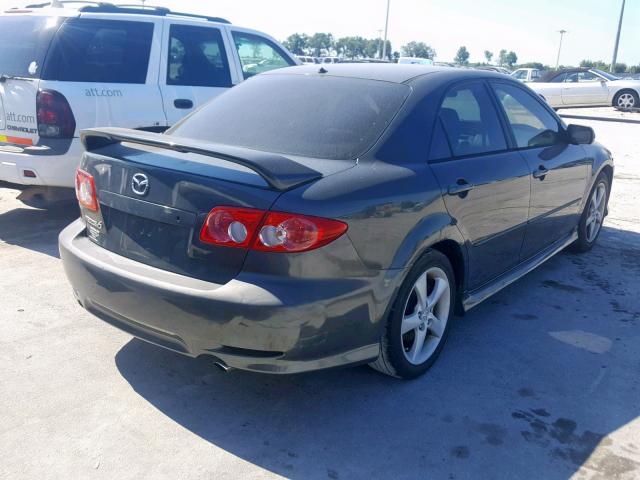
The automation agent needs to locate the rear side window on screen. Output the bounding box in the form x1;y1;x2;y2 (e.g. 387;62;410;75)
232;32;294;79
438;83;507;157
0;16;62;78
43;19;153;84
168;74;409;160
492;83;561;148
167;25;232;87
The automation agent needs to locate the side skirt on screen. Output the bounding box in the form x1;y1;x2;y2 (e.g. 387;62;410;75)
462;230;579;311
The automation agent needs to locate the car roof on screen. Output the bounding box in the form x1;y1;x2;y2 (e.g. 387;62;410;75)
2;2;232;24
262;63;508;85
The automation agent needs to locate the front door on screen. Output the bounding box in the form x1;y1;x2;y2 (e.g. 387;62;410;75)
490;81;591;259
561;71;609;105
159;22;239;126
428;81;531;290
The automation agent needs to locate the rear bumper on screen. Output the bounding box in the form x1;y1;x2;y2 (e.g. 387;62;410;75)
0;138;80;187
59;219;398;374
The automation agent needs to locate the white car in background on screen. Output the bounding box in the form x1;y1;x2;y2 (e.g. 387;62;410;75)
0;3;297;205
528;68;640;109
511;68;542;83
398;57;434;66
297;56;318;64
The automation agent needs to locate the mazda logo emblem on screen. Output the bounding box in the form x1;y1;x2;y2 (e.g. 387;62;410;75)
131;173;149;196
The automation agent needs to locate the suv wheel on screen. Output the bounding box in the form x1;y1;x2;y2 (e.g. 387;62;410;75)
571;172;610;253
370;250;455;379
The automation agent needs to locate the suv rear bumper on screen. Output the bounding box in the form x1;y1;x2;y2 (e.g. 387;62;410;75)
0;138;80;187
59;219;396;374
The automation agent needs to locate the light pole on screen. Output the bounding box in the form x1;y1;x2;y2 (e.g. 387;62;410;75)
555;30;567;70
377;29;384;59
610;0;626;73
381;0;390;61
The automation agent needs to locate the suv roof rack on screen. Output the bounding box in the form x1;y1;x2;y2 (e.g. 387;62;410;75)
23;1;231;24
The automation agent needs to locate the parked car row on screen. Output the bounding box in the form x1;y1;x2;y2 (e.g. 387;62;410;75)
0;3;298;201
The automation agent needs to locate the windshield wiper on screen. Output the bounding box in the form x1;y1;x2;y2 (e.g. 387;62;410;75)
0;74;36;83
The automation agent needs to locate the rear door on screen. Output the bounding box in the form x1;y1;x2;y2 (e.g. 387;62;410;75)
490;81;590;259
561;71;609;105
40;15;167;132
159;21;239;126
0;14;60;148
428;81;531;289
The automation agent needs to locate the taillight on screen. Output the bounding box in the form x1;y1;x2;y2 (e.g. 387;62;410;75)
37;89;76;138
199;207;348;253
75;169;99;212
199;207;265;248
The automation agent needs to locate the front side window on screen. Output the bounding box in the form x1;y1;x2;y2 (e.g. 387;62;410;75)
232;32;294;79
492;83;561;148
438;83;507;157
512;70;527;80
167;25;231;87
43;19;153;83
576;71;599;83
550;72;567;83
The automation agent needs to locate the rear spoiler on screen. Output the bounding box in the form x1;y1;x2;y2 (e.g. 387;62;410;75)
80;127;322;191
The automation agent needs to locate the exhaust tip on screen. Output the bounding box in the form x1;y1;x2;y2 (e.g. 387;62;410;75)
214;361;233;372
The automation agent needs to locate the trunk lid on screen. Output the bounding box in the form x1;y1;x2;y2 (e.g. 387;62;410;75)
79;128;350;284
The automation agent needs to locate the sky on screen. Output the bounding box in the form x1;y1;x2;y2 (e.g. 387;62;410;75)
2;0;638;66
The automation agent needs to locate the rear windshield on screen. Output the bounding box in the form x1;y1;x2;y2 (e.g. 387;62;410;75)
168;74;410;160
42;18;154;84
0;15;62;78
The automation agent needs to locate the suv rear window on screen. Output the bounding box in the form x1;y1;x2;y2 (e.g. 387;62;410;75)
168;74;409;160
0;15;62;78
43;18;153;84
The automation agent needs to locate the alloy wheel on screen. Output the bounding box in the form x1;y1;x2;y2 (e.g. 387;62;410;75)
617;93;635;108
401;267;451;365
586;182;607;243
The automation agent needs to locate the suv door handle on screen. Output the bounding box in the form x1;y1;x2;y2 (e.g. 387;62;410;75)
174;99;194;109
533;166;549;179
447;179;474;196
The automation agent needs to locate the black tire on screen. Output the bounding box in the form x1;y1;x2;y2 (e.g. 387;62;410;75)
570;172;610;253
612;89;639;109
370;250;456;379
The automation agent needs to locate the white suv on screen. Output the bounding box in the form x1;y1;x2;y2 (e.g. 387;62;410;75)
0;3;298;204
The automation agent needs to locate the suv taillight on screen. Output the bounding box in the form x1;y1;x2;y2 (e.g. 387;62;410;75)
199;207;348;253
75;169;99;212
37;89;76;138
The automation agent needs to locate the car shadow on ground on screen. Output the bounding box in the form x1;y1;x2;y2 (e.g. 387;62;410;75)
0;199;78;258
114;225;640;479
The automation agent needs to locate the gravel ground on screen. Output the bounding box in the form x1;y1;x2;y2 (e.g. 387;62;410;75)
1;107;639;479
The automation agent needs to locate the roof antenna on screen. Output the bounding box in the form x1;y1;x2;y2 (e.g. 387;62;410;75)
318;67;328;74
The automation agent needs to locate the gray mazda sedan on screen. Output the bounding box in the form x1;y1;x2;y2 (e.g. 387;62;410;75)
60;64;613;379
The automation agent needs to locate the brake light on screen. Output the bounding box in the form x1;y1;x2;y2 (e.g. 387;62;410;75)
37;89;76;138
75;169;99;212
199;207;347;253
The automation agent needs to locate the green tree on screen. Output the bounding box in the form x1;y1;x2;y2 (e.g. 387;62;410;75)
454;46;470;65
283;33;309;56
336;36;368;59
308;32;334;57
580;59;608;70
612;62;627;73
505;51;518;67
518;62;544;70
484;50;493;63
401;41;436;59
498;49;508;66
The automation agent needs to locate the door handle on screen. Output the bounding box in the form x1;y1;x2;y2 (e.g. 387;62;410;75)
174;99;194;109
447;179;474;196
533;166;549;179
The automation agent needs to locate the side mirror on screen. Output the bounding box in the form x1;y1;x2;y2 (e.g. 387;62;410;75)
567;124;595;145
